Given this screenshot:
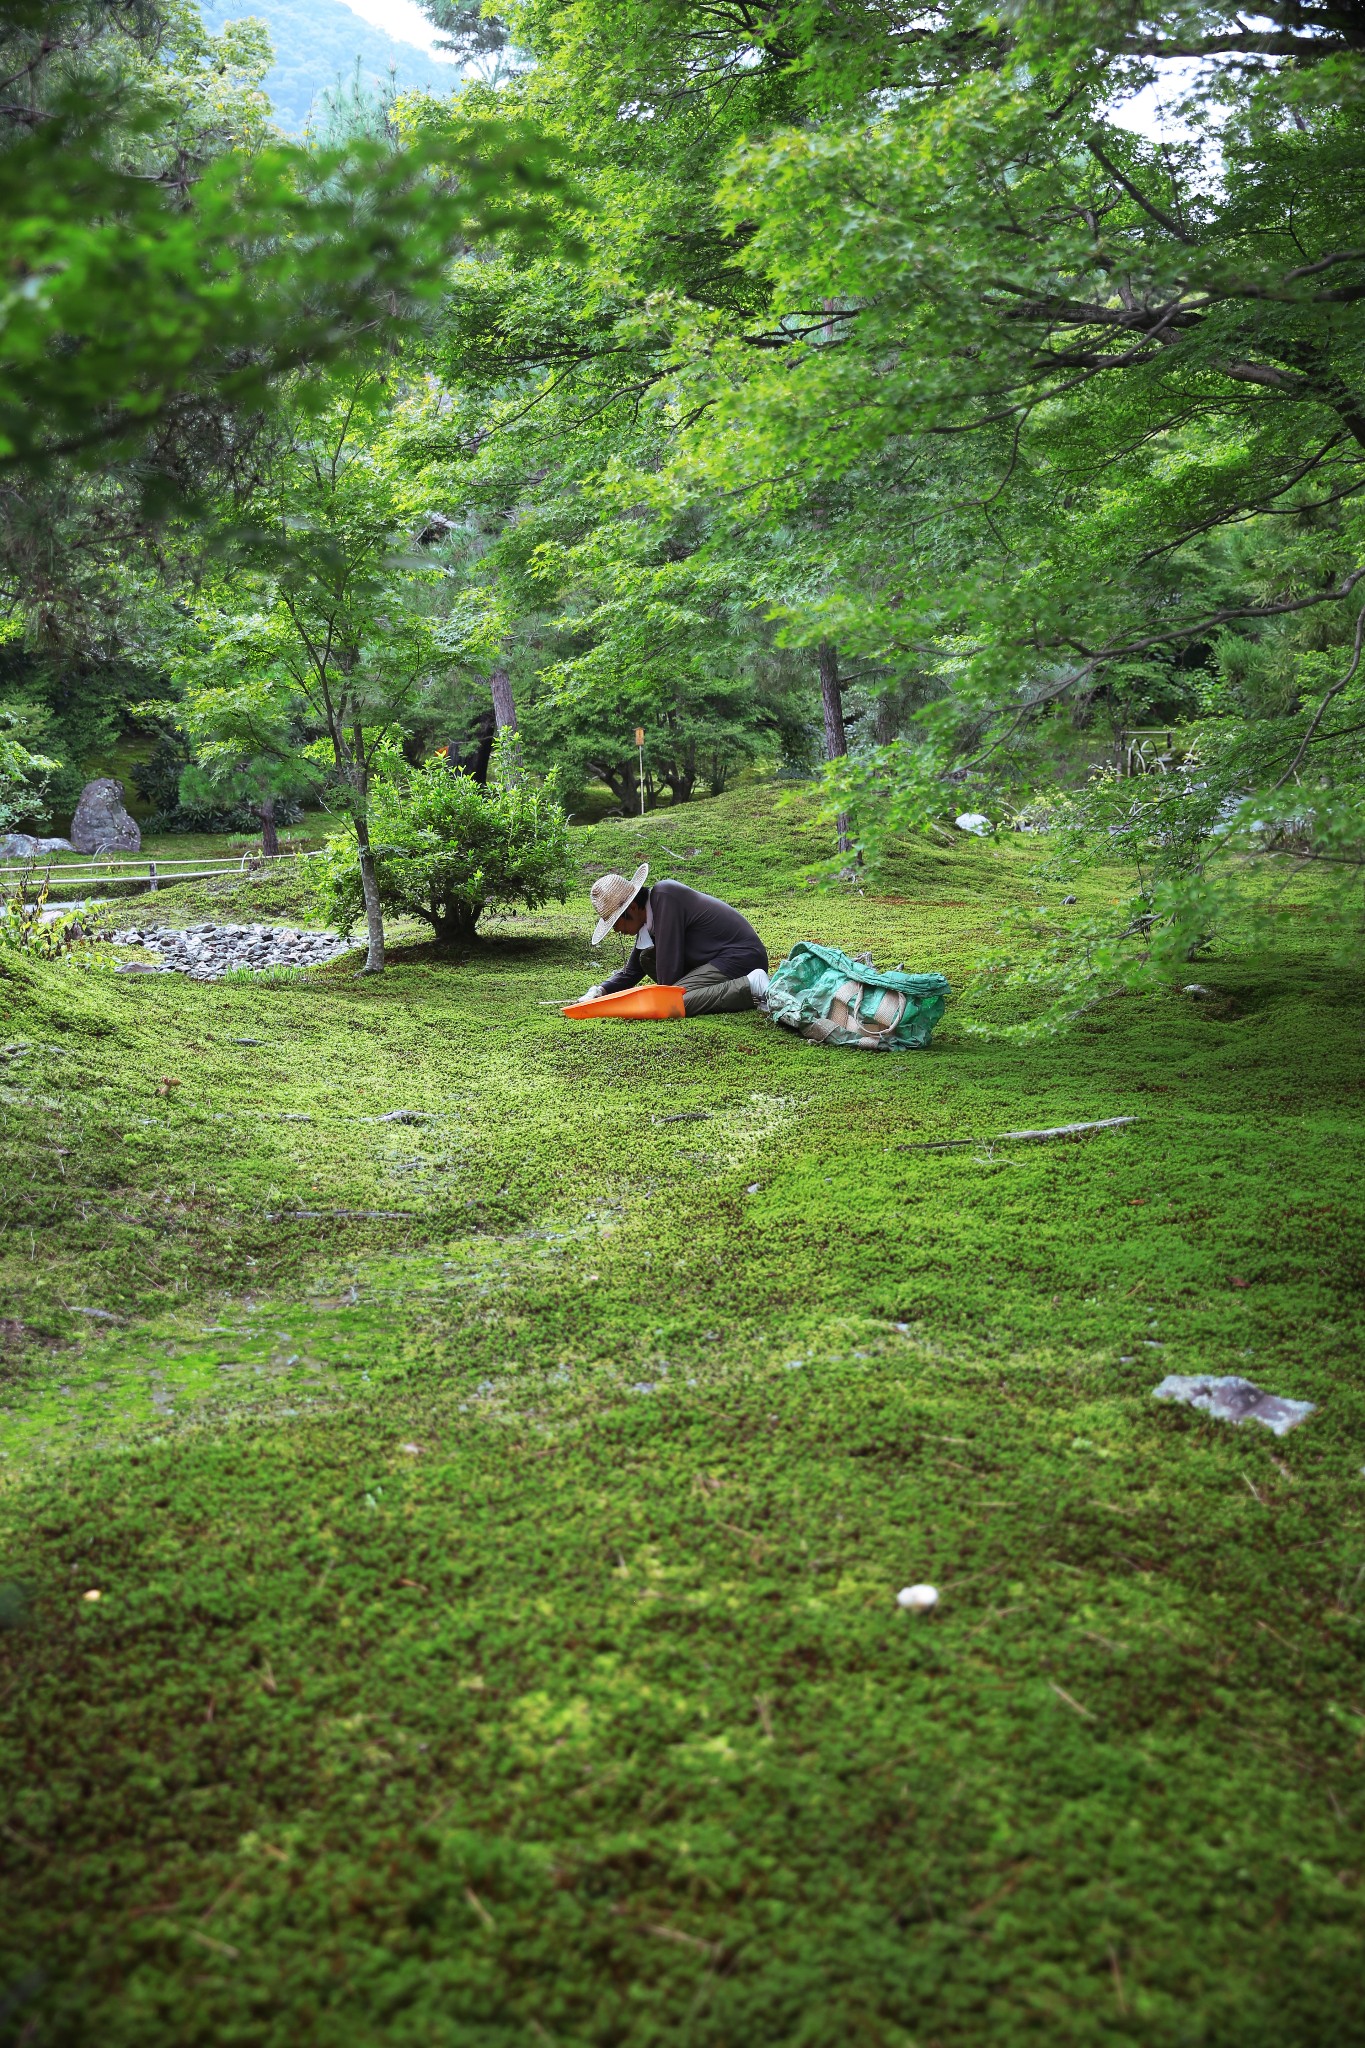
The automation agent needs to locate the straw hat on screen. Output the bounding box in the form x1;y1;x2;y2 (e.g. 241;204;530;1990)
590;862;649;945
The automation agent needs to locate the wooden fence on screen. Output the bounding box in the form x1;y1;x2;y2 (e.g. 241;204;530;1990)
1;848;325;901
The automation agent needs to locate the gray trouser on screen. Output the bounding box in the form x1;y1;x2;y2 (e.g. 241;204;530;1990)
680;962;756;1017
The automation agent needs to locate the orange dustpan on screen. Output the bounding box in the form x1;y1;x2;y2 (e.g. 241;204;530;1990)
563;984;686;1020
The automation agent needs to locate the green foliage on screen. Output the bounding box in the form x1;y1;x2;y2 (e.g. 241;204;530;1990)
0;0;579;815
521;485;817;804
315;736;570;941
0;110;569;481
396;77;821;810
0;860;93;957
530;662;770;810
0;0;572;484
165;675;314;843
172;380;485;959
175;760;307;840
124;718;302;835
0;705;60;831
0;646;175;824
422;0;514;72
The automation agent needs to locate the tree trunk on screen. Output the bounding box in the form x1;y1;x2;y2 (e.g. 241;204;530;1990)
432;900;481;946
489;663;524;785
599;758;638;811
259;795;279;858
818;640;847;757
817;640;852;856
468;706;496;784
353;811;385;974
490;664;517;731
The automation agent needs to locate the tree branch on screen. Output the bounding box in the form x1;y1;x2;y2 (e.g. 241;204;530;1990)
1271;603;1365;790
1087;140;1193;243
1118;31;1357;58
962;564;1365;769
1211;359;1313;394
993;287;1205;331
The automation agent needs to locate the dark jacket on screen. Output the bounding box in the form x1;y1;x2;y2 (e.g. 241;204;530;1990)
599;880;768;993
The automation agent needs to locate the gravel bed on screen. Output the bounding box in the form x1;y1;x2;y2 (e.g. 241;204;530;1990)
107;921;351;980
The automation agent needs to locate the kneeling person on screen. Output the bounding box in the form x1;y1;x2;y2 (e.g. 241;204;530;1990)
584;863;768;1015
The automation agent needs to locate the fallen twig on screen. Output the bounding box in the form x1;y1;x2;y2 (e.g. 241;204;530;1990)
185;1927;240;1960
3;1822;49;1858
645;1921;721;1955
899;1116;1137;1153
464;1884;496;1930
264;1208;415;1221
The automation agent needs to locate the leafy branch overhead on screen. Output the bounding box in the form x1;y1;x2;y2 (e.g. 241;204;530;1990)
0;2;577;481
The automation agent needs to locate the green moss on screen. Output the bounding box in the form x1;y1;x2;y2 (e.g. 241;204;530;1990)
1;789;1363;2045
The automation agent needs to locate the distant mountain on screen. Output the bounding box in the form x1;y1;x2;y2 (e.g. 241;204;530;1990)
200;0;460;133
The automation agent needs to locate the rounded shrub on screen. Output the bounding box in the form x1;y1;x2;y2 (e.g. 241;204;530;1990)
316;741;571;945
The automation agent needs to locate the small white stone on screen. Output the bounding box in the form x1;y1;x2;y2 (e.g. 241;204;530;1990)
82;1589;102;1603
897;1583;938;1612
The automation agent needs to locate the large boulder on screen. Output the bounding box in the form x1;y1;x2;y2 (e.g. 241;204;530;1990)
69;779;140;855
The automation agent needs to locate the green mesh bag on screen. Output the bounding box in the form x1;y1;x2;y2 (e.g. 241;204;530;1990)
764;943;949;1050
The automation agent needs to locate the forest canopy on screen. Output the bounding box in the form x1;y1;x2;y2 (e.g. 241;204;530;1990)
2;0;1362;1000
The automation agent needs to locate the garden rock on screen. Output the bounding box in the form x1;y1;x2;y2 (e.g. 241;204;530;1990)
954;812;992;835
1152;1373;1316;1436
0;833;76;858
70;779;140;854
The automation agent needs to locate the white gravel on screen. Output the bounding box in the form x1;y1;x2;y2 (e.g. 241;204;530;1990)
107;921;351;980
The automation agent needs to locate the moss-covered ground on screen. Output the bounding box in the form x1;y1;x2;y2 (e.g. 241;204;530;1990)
2;787;1363;2047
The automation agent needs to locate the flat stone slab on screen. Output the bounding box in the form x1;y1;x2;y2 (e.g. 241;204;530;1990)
0;833;75;858
1153;1373;1316;1436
